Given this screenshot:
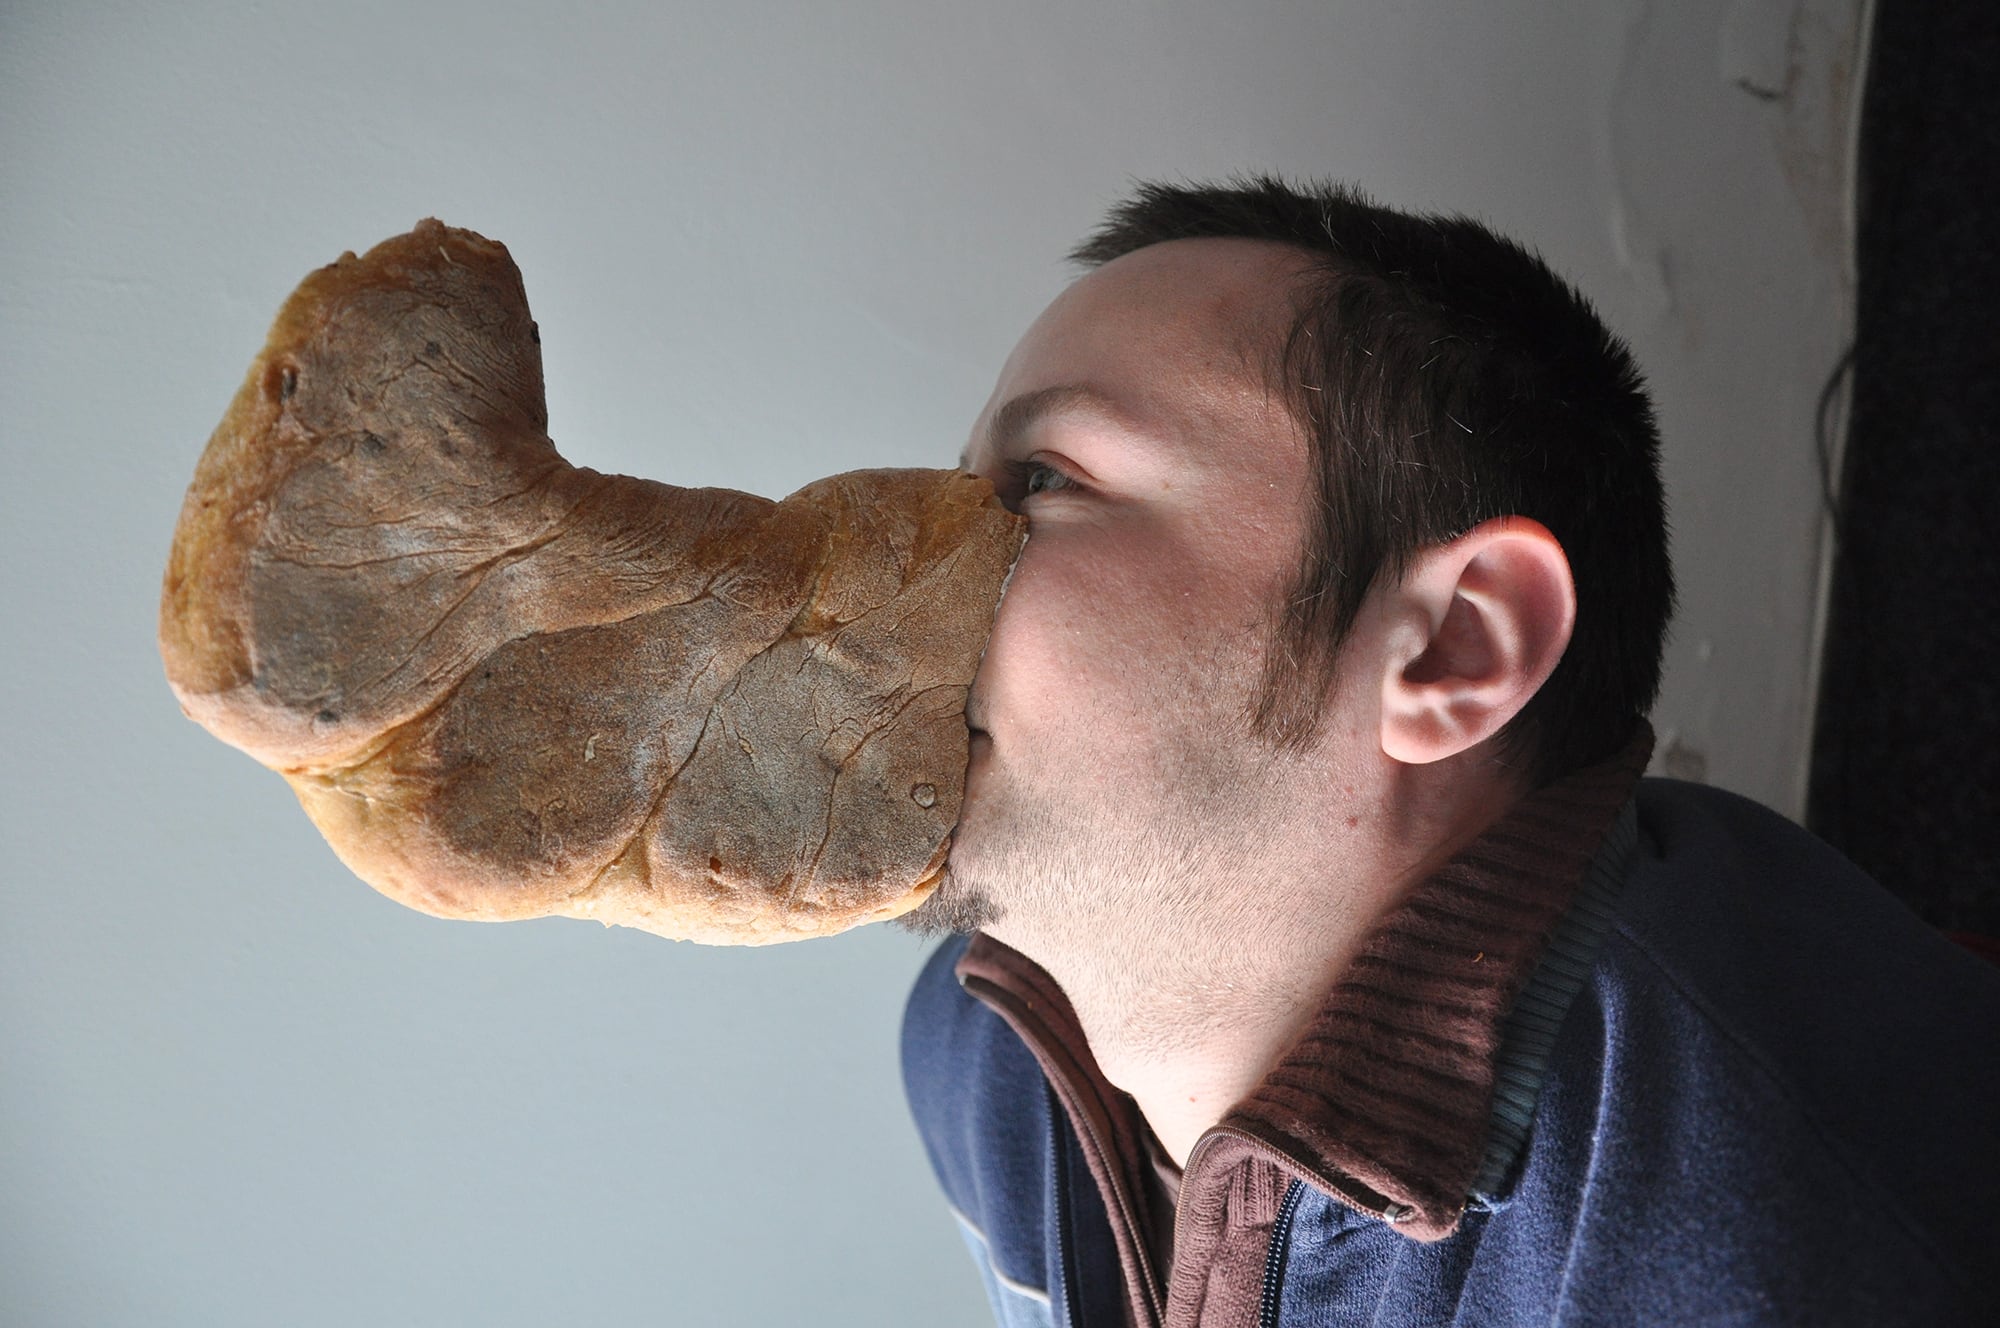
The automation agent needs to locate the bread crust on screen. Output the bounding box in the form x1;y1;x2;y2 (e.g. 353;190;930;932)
160;220;1025;944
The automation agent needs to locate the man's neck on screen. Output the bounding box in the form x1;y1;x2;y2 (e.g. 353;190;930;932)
985;771;1522;1168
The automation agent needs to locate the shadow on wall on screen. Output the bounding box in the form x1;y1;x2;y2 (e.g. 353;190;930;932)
1808;0;2000;939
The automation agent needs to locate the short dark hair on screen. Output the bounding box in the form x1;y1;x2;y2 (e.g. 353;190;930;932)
1071;176;1674;784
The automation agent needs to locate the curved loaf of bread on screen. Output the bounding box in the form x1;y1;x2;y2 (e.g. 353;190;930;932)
160;220;1025;944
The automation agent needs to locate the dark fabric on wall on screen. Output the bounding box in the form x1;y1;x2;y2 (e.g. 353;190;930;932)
1807;2;2000;933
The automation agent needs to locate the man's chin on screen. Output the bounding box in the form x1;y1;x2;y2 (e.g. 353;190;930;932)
893;864;1003;938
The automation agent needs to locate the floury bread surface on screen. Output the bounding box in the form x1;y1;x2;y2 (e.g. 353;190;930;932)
159;220;1025;944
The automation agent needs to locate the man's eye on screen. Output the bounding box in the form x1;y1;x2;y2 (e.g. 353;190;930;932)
1018;461;1074;496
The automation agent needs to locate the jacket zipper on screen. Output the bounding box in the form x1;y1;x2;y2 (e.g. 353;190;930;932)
1048;1086;1086;1328
961;973;1166;1327
1258;1180;1305;1328
1185;1125;1405;1225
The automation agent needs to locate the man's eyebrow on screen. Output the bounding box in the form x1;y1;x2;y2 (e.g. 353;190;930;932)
961;384;1122;469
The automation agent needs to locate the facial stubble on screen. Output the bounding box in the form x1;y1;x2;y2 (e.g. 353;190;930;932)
894;619;1301;941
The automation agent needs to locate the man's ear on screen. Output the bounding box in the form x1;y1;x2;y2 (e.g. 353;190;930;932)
1379;517;1576;765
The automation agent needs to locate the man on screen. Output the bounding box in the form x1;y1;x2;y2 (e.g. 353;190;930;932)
895;178;2000;1327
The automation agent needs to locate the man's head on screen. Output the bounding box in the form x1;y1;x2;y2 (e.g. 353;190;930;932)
901;177;1673;941
1070;177;1676;781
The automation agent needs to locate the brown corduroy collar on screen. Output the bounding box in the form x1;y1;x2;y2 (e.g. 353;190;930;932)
954;727;1654;1326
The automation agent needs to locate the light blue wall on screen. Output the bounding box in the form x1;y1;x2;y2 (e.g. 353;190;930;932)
0;1;1861;1323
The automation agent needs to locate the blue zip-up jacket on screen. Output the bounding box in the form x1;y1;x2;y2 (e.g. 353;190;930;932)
901;778;2000;1326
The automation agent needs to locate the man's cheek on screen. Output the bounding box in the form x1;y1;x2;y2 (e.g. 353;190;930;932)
979;560;1084;696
